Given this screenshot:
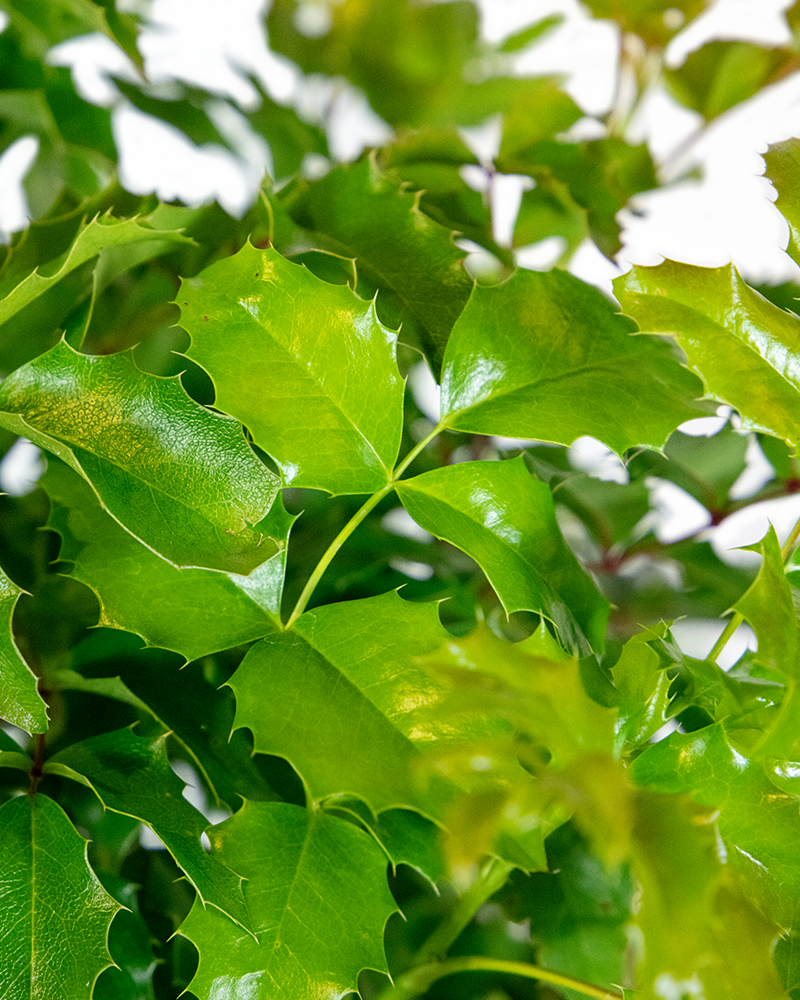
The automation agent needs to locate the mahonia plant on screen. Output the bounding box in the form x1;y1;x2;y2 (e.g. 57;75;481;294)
4;1;800;999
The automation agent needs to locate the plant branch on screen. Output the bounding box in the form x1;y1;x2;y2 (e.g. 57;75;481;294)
284;422;445;627
385;956;624;1000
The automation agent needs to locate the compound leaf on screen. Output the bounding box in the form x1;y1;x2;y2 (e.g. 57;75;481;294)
441;267;708;452
395;457;608;655
0;566;48;733
615;260;800;446
0;341;279;573
179;801;397;1000
43;459;289;661
0;792;121;1000
46;727;251;932
179;243;404;495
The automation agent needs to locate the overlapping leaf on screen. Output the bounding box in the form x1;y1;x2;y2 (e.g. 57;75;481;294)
395;457;608;655
0;341;279;573
615;260;800;445
179;801;397;1000
95;875;158;1000
179;243;404;494
46;727;251;931
283;156;474;374
440;267;708;453
0;792;121;1000
43;459;289;660
0;566;47;733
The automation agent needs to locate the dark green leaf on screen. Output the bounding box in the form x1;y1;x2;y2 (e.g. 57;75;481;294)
396;457;608;655
615;259;800;445
0;792;121;1000
441;267;708;453
46;726;251;932
95;874;158;1000
180;242;404;494
0;341;280;573
179;801;397;1000
0;565;47;733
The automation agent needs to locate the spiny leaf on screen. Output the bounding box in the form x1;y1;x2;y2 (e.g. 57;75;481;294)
614;259;800;446
764;138;800;269
43;459;289;661
179;242;404;495
283;155;474;375
0;792;121;1000
46;727;251;932
179;801;397;1000
395;457;608;655
0;565;48;734
441;267;709;452
0;341;280;573
0;213;192;328
94;874;158;1000
736;526;796;679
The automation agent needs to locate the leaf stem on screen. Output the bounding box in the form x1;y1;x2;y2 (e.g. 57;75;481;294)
284;422;446;628
386;956;624;1000
708;511;800;664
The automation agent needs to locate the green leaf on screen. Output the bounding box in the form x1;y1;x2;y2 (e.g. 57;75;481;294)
666;41;789;121
611;626;674;753
0;566;48;733
43;459;289;660
0;792;121;1000
0;214;192;330
179;801;397;1000
615;259;800;446
283;156;474;375
497;15;564;53
396;457;608;655
46;727;251;932
94;874;158;1000
0;341;280;573
441;268;708;454
230;590;464;816
581;0;706;45
179;242;404;495
736;526;796;678
764;138;800;269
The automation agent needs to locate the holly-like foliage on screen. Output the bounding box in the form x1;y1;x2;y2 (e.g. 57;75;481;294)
3;2;800;999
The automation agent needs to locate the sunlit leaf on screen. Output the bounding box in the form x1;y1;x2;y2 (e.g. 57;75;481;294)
0;565;47;734
179;801;397;1000
765;138;800;269
0;341;279;573
396;457;608;654
179;242;404;494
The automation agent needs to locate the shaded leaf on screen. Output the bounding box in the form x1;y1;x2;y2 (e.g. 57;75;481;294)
0;565;47;733
396;457;608;655
95;874;158;1000
283;156;474;375
43;459;289;660
615;259;800;445
0;792;121;1000
180;242;404;494
179;801;397;1000
441;267;708;453
46;726;251;932
0;341;280;573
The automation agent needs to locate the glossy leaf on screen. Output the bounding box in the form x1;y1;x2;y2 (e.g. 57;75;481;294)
179;801;397;1000
94;874;158;1000
46;727;251;932
441;267;708;454
0;792;121;1000
0;214;192;329
396;457;608;655
765;138;800;268
0;565;48;733
0;341;279;573
615;259;800;445
179;242;404;494
43;459;288;660
611;626;674;753
230;590;478;816
284;156;474;375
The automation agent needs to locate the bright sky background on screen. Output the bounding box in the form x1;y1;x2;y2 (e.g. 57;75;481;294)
3;0;800;664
